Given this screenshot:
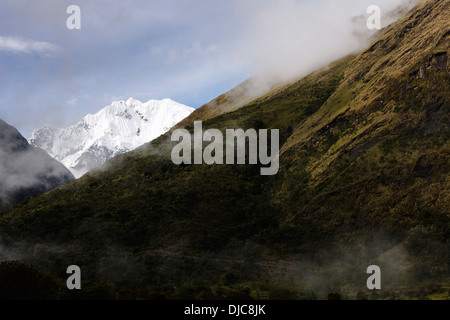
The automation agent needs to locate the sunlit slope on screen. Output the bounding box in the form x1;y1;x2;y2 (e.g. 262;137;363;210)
276;0;449;240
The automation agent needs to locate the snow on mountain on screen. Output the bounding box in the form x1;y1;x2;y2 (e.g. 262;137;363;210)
29;98;194;178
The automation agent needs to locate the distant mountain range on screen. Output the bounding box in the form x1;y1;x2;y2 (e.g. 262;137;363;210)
0;119;74;211
29;98;194;178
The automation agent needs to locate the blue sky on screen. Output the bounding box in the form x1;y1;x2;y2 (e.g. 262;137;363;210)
0;0;414;137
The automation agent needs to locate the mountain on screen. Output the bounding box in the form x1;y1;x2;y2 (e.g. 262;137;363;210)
0;119;74;211
0;0;448;299
174;77;284;129
29;98;194;178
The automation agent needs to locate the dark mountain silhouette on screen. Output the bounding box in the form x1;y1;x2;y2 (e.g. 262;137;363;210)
0;119;74;211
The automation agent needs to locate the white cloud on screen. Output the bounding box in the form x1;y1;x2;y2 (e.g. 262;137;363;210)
0;36;61;56
66;97;78;106
235;0;419;82
162;43;219;64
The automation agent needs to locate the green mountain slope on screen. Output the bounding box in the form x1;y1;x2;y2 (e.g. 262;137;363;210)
0;0;448;299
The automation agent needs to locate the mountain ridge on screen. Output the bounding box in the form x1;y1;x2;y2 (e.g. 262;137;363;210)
0;119;74;211
29;98;194;178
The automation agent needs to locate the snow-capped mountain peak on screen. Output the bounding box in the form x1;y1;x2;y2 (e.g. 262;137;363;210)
29;98;194;178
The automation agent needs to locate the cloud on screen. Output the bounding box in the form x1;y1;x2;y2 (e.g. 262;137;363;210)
235;0;419;82
0;119;74;210
0;36;61;56
166;43;219;64
66;97;77;106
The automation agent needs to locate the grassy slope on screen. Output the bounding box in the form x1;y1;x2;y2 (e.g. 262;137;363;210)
0;0;448;299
